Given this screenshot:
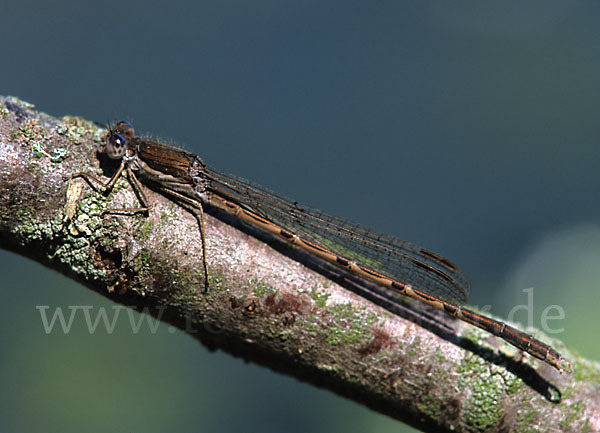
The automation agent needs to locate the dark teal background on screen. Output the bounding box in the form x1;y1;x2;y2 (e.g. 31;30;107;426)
1;2;599;432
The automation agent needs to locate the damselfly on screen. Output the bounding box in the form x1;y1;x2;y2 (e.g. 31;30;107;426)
73;121;572;373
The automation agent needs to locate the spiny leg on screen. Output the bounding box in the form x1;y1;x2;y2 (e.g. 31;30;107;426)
193;205;210;292
72;165;209;290
72;162;151;214
71;159;127;193
152;185;210;291
101;168;152;214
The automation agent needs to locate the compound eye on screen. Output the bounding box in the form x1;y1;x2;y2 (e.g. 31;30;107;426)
116;121;135;138
106;133;127;159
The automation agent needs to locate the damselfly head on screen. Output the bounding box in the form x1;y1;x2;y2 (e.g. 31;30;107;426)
102;121;135;160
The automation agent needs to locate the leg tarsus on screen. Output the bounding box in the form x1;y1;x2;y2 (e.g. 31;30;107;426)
195;204;210;292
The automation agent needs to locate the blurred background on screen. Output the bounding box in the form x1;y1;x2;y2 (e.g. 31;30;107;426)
1;1;599;432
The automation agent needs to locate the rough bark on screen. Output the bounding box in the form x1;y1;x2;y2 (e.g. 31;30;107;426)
0;95;598;433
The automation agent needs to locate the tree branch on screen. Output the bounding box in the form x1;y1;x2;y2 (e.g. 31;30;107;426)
0;95;598;433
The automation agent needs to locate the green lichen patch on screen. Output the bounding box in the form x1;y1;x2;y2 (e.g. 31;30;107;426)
455;353;519;432
72;190;110;229
571;355;600;384
416;394;444;420
514;402;539;433
323;303;381;346
207;272;224;287
308;286;331;308
10;117;69;163
252;279;277;298
326;326;360;345
204;271;226;301
133;249;152;272
407;337;421;357
137;220;156;241
0;103;10;118
59;115;104;145
14;210;107;281
300;286;384;348
304;320;319;333
558;400;587;431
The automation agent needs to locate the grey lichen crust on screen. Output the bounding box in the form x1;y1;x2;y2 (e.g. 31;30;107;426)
0;96;598;433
